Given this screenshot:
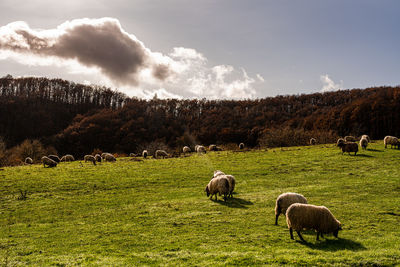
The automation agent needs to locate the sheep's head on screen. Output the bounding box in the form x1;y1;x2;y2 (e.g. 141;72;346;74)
205;186;210;196
333;223;342;238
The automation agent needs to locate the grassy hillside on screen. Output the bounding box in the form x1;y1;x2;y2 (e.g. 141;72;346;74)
0;141;399;266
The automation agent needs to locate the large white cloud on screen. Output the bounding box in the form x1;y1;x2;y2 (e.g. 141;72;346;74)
0;18;262;99
320;74;343;92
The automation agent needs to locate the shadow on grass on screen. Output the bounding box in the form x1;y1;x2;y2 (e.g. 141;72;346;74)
298;237;366;251
213;197;253;209
356;154;373;158
367;148;384;152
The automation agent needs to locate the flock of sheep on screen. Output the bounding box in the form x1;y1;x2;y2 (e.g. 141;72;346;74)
22;135;398;242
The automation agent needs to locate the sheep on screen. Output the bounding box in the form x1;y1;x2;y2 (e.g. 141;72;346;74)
274;192;308;225
129;153;135;157
212;171;235;198
344;136;356;142
155;150;168;159
95;154;102;162
205;176;230;202
48;155;60;163
384;136;399;149
310;138;316;145
41;156;57;168
336;138;345;147
101;152;111;159
84;155;96;165
142;150;148;158
182;146;191;154
196;145;206;154
286;203;342;241
337;141;358;155
361;135;370;142
104;153;116;162
209;144;218;151
60;154;74;162
359;137;368;150
25;157;33;164
239;143;245;149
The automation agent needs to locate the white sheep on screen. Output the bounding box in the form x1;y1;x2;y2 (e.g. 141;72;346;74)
213;171;235;198
361;135;370;142
286;203;342;241
239;143;245;149
60;154;74;162
182;146;191;154
48;155;60;163
104;153;116;162
25;157;33;164
142;150;148;158
196;145;206;154
310;138;316;145
274;192;308;225
359;137;368;150
384;136;399;149
41;156;57;168
84;155;96;165
205;176;230;202
155;150;168;159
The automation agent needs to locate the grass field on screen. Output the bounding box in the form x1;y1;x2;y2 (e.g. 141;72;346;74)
0;141;399;266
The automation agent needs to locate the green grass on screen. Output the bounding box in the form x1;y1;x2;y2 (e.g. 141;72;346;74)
0;141;399;266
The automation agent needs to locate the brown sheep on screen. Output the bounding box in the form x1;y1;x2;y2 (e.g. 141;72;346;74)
41;156;57;168
286;203;342;241
310;138;316;145
48;155;60;163
155;150;168;159
84;155;96;165
60;154;74;162
344;136;356;142
95;154;102;162
205;176;230;202
338;142;358;155
384;136;399;149
209;144;218;151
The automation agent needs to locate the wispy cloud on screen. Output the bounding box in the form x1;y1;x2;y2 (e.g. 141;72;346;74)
320;74;343;92
0;18;263;99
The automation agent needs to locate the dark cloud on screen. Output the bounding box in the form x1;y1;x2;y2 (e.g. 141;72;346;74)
0;18;172;85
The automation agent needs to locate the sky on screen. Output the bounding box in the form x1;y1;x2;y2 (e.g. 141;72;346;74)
0;0;399;99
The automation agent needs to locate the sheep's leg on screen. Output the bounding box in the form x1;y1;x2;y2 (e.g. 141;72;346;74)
296;230;305;242
320;233;324;239
316;232;320;241
289;228;294;240
275;213;280;225
223;194;227;202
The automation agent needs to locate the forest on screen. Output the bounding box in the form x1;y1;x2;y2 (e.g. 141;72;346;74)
1;75;400;165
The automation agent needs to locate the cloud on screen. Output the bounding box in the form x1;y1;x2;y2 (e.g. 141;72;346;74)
320;74;343;92
0;18;263;99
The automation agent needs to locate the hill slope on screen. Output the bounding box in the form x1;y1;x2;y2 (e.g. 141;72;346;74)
0;141;399;265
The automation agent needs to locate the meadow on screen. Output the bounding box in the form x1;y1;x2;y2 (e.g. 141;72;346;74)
0;141;399;266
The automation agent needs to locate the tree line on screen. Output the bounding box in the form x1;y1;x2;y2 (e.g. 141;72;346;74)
1;76;400;162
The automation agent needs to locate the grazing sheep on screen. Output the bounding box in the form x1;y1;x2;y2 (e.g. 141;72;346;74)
286;203;342;241
104;153;116;162
310;138;316;145
25;157;33;164
275;192;308;225
360;137;368;150
336;138;345;147
337;141;358;155
155;150;168;159
129;153;135;157
213;171;235;198
142;150;148;159
209;144;218;151
48;155;60;163
196;145;206;154
95;154;102;162
182;146;191;154
239;143;245;149
205;176;230;202
361;135;370;142
84;155;96;165
60;154;74;162
41;156;57;168
384;136;399;149
344;136;356;142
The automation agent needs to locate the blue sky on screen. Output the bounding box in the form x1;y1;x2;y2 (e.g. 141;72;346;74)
0;0;399;99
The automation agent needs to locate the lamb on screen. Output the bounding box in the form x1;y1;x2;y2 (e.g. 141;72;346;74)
95;154;102;162
25;157;33;164
310;138;316;145
84;155;96;165
205;176;230;202
142;150;148;158
60;154;74;162
337;141;358;155
384;136;399;149
41;156;57;168
344;136;356;142
103;153;116;162
286;203;342;241
359;137;368;150
48;155;60;163
155;150;168;159
361;135;370;142
196;145;206;154
274;192;308;225
209;144;217;151
239;143;245;149
182;146;191;154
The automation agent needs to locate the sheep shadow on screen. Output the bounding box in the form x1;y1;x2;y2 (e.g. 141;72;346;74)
367;148;384;152
356;154;373;158
214;196;253;209
298;237;366;251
